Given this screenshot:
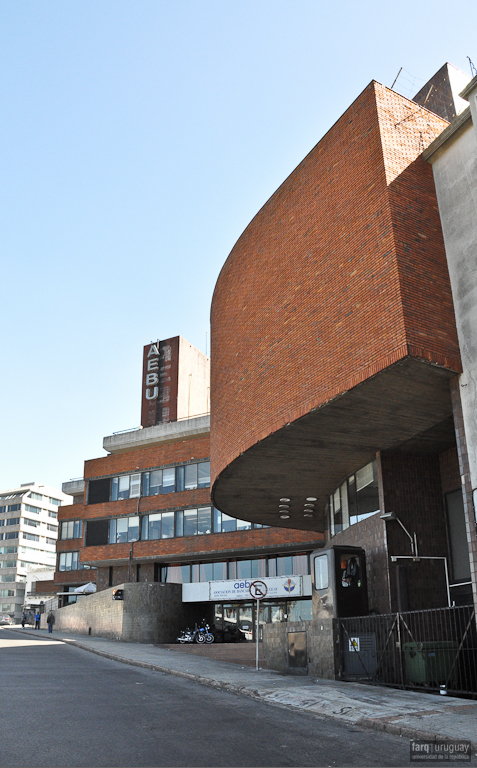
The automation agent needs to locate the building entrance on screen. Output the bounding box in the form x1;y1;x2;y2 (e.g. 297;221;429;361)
213;599;311;642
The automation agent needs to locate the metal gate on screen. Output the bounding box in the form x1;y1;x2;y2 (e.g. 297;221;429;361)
338;605;477;695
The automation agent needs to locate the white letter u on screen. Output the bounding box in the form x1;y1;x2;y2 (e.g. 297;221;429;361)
145;386;159;400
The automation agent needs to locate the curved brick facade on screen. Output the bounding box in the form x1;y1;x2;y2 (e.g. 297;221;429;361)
211;81;461;528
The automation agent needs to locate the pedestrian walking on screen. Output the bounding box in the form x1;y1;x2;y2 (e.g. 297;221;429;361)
34;611;41;630
21;612;27;628
46;611;55;634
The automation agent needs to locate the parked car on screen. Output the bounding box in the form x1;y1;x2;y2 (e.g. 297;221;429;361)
0;614;14;625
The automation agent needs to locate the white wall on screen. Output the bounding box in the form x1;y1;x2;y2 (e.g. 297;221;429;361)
177;337;210;420
431;117;477;491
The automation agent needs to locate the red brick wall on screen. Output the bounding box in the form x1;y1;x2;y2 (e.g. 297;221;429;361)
84;435;210;479
81;526;324;566
380;451;449;610
210;81;459;489
328;512;390;614
56;539;83;553
53;570;96;585
30;579;57;595
72;489;212;522
439;447;461;494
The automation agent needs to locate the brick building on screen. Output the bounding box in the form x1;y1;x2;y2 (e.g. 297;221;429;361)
210;63;476;639
45;337;323;641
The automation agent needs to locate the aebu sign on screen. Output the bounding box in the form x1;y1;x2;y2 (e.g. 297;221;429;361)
145;344;160;400
140;337;179;428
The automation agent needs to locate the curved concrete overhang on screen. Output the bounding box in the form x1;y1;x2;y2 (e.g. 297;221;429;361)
211;357;457;533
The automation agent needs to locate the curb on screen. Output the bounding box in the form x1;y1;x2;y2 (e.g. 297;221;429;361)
7;628;477;752
357;718;477;754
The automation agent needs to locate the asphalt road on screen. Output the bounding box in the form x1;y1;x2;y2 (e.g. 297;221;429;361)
0;629;413;767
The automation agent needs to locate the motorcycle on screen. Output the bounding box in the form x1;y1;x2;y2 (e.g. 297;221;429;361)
176;620;215;644
177;625;199;644
198;621;214;644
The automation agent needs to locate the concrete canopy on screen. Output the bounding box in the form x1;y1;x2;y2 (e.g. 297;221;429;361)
211;357;456;533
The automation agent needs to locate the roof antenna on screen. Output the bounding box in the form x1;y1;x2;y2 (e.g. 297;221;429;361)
391;67;403;90
468;57;477;77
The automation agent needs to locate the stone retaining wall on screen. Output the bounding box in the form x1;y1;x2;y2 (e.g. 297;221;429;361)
263;619;337;678
41;582;189;643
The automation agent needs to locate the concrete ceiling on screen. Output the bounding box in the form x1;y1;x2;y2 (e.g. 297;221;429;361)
212;358;457;533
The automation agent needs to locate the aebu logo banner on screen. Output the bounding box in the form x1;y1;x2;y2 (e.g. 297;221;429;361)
209;576;303;601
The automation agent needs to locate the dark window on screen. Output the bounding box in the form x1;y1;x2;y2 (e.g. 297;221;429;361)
88;478;110;505
85;519;109;547
446;490;471;582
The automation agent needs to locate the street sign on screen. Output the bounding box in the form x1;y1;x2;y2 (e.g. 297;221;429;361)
249;580;268;600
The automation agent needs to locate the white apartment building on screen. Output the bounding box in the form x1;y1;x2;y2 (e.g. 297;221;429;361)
0;482;72;621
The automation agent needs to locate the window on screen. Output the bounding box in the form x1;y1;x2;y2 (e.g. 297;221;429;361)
58;551;80;571
183;508;197;537
29;492;43;501
48;510;58;519
24;504;40;514
184;464;197;491
236;519;252;531
142;470;162;497
1;576;15;582
161;564;191;584
221;513;236;533
47;523;57;532
0;589;15;597
200;562;214;581
197;507;212;535
111;474;141;501
329;460;379;536
4;533;18;540
24;519;40;528
0;547;17;555
97;461;213;504
161;511;174;539
48;497;61;506
160;553;311;584
159;468;173;494
109;516;139;544
211;561;227;580
6;518;20;526
198;461;210;488
46;538;56;546
60;520;83;540
7;504;20;512
118;476;129;500
314;555;329;590
22;532;39;542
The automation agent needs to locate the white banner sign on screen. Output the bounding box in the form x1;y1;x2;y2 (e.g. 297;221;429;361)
209;576;303;601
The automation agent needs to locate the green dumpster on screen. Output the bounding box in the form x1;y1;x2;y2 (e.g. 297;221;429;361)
403;641;459;687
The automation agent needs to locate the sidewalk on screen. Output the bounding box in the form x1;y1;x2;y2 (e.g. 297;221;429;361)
8;625;477;752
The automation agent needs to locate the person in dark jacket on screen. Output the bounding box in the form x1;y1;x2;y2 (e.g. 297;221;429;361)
46;611;55;634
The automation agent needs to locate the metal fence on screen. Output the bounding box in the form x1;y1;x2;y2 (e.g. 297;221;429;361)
338;605;477;696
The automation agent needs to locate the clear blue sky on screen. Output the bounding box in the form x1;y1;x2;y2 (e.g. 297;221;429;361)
1;1;475;491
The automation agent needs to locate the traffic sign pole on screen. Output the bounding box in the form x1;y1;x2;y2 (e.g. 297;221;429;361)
249;580;268;671
256;598;259;671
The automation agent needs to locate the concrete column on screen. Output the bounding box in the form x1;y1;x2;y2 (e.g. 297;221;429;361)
450;377;477;614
